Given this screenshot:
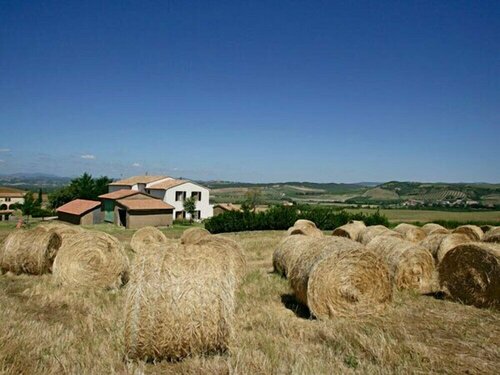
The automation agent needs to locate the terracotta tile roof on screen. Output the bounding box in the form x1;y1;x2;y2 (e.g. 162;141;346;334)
215;203;268;213
98;189;141;200
116;199;174;211
56;199;101;216
148;179;189;190
215;203;240;211
109;175;168;186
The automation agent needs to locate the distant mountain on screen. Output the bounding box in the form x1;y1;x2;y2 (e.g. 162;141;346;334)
0;173;71;192
0;173;62;179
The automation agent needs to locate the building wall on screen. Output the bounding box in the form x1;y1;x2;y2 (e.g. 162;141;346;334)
58;208;102;226
150;182;213;220
0;196;24;209
126;210;173;229
57;212;82;225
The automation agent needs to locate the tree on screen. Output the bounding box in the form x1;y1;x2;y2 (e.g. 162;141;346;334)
244;188;262;212
69;172;95;200
21;192;38;224
48;173;113;209
93;176;113;197
183;196;197;223
37;188;43;206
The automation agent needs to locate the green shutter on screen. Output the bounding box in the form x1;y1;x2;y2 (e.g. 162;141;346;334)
104;200;114;222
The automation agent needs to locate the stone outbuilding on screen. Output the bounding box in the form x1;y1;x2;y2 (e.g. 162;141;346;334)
56;199;102;225
114;198;174;229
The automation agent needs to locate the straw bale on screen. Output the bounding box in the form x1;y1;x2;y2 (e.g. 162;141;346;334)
332;220;366;241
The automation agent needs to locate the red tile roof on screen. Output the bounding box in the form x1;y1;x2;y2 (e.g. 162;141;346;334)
214;203;240;211
109;175;168;186
116;199;174;211
98;189;141;200
148;179;188;190
0;192;25;198
56;199;101;216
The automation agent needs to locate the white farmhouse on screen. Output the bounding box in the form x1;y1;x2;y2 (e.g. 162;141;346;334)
108;175;213;220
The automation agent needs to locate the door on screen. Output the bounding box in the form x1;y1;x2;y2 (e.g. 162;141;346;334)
118;209;127;227
103;200;114;222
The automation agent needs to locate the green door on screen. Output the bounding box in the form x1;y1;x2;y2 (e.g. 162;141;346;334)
103;200;114;222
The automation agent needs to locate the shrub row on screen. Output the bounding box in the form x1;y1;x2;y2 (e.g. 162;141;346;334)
204;205;389;234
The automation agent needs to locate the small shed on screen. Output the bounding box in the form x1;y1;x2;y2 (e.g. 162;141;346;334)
114;198;173;229
56;199;102;225
99;189;148;223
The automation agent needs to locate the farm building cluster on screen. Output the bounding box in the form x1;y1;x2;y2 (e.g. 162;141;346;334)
56;175;213;229
0;187;25;221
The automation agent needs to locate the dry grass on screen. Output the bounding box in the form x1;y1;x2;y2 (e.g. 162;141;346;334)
0;227;499;374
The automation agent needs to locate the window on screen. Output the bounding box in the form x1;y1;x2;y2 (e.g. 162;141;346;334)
191;191;201;201
5;198;11;202
175;210;185;220
193;210;201;220
176;191;186;201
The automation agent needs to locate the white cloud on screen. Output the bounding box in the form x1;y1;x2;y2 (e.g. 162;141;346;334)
81;154;96;160
0;148;10;152
132;162;141;167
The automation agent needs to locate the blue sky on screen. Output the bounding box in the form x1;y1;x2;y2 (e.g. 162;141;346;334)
0;1;499;182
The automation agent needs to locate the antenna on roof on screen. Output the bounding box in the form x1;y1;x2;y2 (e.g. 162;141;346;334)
145;171;149;176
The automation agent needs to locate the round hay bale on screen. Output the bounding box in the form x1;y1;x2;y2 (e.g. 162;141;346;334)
332;220;366;241
452;225;484;241
480;225;495;234
483;227;500;243
419;233;448;258
287;225;323;237
52;231;129;289
273;235;325;278
288;236;392;318
422;223;449;235
366;236;435;294
436;233;473;263
189;234;247;283
439;242;500;309
124;243;236;361
293;219;317;228
180;227;211;245
0;227;62;275
358;225;403;245
394;223;427;242
273;235;320;277
38;222;83;241
130;226;169;253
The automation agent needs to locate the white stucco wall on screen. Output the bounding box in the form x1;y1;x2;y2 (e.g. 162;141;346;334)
149;182;213;220
0;196;24;209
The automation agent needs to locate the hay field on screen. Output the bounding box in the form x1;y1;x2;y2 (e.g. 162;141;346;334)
346;208;500;223
0;224;499;374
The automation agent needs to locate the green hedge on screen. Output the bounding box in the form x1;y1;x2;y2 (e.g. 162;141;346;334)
204;205;389;234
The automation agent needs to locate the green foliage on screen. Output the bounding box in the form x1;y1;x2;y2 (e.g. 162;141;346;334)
204;205;389;234
344;354;359;369
244;188;262;211
37;188;43;206
21;192;38;217
48;173;113;209
17;191;54;219
183;197;197;221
